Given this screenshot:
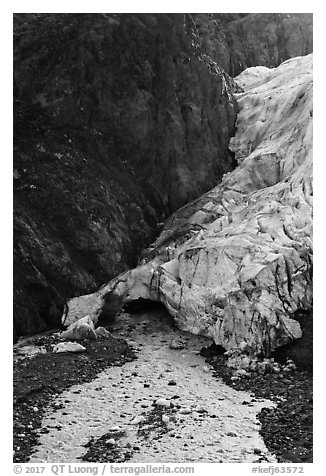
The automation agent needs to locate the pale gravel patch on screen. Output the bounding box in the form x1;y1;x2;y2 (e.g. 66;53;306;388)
29;310;277;463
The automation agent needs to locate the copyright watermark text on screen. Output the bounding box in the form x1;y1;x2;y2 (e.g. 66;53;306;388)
252;467;304;474
13;465;195;475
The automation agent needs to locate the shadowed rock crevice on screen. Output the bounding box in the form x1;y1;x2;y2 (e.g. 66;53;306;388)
271;309;313;370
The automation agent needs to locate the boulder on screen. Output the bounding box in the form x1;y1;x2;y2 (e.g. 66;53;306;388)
233;369;249;378
94;327;113;339
162;415;170;424
130;416;146;425
169;339;186;350
60;315;97;341
154;398;171;408
53;342;86;353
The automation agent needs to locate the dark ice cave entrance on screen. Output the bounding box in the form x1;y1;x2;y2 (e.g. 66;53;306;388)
98;295;176;328
123;298;164;313
122;299;178;329
271;309;313;371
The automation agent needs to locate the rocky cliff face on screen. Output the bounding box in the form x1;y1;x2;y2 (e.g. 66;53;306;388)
193;13;313;76
68;54;312;358
13;14;238;338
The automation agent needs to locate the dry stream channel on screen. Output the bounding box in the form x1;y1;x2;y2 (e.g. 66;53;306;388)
28;308;277;463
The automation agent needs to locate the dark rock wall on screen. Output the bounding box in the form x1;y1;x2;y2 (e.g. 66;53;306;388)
13;14;238;338
193;13;313;77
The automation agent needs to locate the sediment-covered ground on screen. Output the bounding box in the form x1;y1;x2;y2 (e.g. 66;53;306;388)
14;307;311;463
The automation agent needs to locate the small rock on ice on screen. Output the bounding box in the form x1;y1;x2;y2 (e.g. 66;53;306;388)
155;398;171;408
131;416;146;425
162;415;170;424
106;438;115;445
169;339;186;350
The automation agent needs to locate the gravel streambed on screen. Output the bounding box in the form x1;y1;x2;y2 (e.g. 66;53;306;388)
204;352;313;462
25;308;276;463
13;332;135;462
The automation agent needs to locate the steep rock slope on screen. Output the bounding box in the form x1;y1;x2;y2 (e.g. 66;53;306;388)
13;14;238;338
193;13;313;77
68;55;313;357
